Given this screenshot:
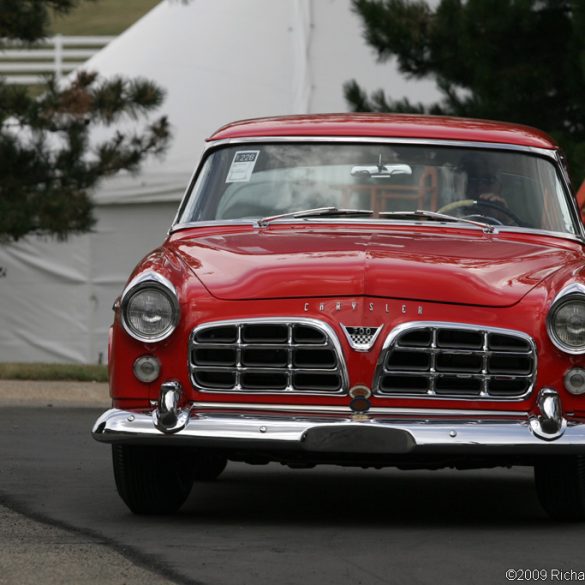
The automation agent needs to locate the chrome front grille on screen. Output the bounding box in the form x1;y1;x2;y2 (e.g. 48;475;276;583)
374;323;536;400
190;319;347;394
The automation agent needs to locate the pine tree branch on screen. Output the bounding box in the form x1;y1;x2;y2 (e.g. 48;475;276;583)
0;1;171;242
347;0;585;183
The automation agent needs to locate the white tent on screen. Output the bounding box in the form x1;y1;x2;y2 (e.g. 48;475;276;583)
0;0;438;363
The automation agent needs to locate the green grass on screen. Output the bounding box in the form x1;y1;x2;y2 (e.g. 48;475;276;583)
51;0;161;36
0;363;108;382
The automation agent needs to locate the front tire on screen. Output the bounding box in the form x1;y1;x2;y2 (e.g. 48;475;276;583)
112;445;194;515
534;456;585;521
191;451;228;481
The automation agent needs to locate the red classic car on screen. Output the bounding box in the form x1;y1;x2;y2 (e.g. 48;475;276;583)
93;114;585;519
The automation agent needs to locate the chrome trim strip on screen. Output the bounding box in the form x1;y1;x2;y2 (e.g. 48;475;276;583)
189;317;349;396
92;407;585;451
554;150;585;241
171;145;206;231
121;271;178;298
169;219;585;245
201;136;558;159
488;226;584;243
546;283;585;355
192;401;523;417
373;321;537;401
119;271;180;344
550;282;585;300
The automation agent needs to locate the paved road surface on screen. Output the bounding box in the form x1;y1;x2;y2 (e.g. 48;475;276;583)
1;405;584;585
0;503;174;585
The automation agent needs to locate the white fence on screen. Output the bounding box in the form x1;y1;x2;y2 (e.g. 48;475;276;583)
0;35;115;84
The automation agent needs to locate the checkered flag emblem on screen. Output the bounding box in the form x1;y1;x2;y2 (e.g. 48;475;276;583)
342;326;382;351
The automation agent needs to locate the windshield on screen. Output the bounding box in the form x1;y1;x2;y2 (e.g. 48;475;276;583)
178;142;577;235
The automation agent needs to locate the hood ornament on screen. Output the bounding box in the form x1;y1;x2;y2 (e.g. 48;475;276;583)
342;325;383;352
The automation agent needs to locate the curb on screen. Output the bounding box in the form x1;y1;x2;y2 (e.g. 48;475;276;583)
0;380;110;408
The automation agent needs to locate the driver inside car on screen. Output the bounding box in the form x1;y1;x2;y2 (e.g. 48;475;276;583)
443;153;516;225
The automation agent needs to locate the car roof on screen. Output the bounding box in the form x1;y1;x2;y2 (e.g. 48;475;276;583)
208;113;557;150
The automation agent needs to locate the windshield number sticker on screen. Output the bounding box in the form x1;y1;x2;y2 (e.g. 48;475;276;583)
226;150;260;183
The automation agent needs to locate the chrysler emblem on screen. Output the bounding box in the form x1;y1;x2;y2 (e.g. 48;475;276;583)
341;325;383;352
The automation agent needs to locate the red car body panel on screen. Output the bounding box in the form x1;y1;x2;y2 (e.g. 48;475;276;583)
209;113;558;149
171;225;576;306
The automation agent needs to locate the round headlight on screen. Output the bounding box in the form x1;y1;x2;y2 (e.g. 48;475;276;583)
123;284;178;342
547;295;585;354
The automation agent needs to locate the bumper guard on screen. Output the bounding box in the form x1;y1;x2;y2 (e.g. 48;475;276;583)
92;385;585;455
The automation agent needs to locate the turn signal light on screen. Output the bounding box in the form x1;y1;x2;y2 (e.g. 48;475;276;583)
133;355;161;383
564;368;585;395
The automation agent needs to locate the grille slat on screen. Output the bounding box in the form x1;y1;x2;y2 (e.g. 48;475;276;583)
375;324;535;400
190;320;345;394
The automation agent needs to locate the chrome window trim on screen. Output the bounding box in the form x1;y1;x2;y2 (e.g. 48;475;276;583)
171;136;582;242
201;136;559;159
189;317;349;396
119;271;180;343
172;135;566;232
554;150;585;240
373;321;537;402
546;283;585;355
170;145;206;230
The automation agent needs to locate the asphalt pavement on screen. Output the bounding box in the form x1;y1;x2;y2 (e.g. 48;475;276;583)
0;503;174;585
1;384;585;585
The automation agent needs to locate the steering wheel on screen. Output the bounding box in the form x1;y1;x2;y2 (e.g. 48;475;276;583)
437;198;524;227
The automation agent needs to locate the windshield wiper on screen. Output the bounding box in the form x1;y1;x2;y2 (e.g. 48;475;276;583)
258;207;373;227
258;207;496;232
379;209;496;233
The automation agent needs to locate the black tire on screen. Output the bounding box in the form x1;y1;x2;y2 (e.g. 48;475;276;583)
191;452;228;481
534;456;585;521
112;445;194;515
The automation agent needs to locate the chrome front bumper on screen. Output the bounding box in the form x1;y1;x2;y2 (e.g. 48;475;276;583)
92;405;585;455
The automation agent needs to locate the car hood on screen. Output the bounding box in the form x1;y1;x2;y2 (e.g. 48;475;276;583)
171;227;578;307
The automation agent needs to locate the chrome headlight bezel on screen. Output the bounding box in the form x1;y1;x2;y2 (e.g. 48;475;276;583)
120;272;180;343
546;284;585;355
